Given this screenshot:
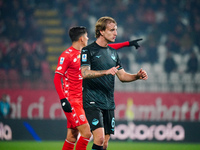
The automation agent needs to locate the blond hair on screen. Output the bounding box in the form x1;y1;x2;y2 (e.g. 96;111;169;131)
95;16;117;38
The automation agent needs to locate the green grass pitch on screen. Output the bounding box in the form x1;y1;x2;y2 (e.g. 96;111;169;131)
0;141;200;150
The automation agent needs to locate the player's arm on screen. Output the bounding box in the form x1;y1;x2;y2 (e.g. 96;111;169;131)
54;73;72;112
116;68;148;82
81;65;120;79
108;39;143;50
54;73;65;99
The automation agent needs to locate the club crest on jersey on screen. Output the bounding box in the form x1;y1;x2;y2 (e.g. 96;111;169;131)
79;115;85;121
111;54;116;62
82;54;87;62
73;58;77;62
60;57;65;64
57;66;62;70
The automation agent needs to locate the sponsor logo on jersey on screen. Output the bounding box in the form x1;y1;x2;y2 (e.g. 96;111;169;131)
60;57;65;64
92;118;99;126
111;54;116;62
96;55;101;58
82;54;87;62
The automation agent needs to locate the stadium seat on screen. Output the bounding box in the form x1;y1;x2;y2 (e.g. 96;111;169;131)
194;73;200;84
169;72;180;84
148;83;159;92
172;83;183;93
181;73;193;85
141;63;152;74
173;54;182;65
153;63;163;72
160;84;170;92
156;72;168;84
157;45;167;63
184;84;195;93
130;63;140;73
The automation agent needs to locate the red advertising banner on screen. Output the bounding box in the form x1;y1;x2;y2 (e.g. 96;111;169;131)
0;89;63;119
114;92;200;121
0;90;200;121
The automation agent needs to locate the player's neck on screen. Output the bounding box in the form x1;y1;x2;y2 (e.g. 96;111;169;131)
96;37;108;47
71;42;83;51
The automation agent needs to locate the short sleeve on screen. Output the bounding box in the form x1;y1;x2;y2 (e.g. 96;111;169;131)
81;48;90;66
55;53;70;75
116;52;123;70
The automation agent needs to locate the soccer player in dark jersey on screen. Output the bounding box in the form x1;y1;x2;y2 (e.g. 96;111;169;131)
81;16;148;150
54;26;143;150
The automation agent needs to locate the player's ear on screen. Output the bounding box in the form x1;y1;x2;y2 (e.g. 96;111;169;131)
79;36;83;42
100;30;104;36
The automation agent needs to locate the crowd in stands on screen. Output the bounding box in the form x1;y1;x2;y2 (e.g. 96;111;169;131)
0;0;47;88
0;0;199;91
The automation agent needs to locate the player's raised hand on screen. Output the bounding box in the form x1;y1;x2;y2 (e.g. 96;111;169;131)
136;68;148;80
60;98;72;112
129;38;143;49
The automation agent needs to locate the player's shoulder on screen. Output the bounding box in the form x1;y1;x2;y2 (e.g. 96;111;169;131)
61;47;75;56
108;45;116;51
82;42;98;51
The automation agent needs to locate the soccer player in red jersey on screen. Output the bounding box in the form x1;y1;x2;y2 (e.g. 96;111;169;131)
54;26;142;150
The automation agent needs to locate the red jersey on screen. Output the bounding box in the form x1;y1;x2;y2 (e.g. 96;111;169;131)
55;46;82;103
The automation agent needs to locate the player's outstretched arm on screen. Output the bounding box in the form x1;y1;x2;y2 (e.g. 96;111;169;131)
108;38;143;50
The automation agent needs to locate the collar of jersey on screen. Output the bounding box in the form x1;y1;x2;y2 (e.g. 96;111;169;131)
94;41;108;49
70;46;81;51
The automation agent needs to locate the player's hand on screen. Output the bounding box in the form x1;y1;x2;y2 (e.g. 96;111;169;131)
129;38;143;49
60;98;72;112
106;65;120;76
136;68;148;80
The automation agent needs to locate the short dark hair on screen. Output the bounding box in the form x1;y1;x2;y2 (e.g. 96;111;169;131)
69;26;87;42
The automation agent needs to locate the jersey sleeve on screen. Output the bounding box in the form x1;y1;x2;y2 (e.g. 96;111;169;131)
54;52;70;100
116;52;123;70
108;41;130;50
81;48;91;66
55;52;70;75
54;73;65;100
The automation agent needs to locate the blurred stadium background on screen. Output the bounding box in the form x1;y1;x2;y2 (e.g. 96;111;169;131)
0;0;200;149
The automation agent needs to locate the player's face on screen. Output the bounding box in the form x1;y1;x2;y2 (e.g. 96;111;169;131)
102;22;117;43
82;33;89;47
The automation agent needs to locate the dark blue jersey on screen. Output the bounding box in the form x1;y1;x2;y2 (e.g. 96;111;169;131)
81;42;122;110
